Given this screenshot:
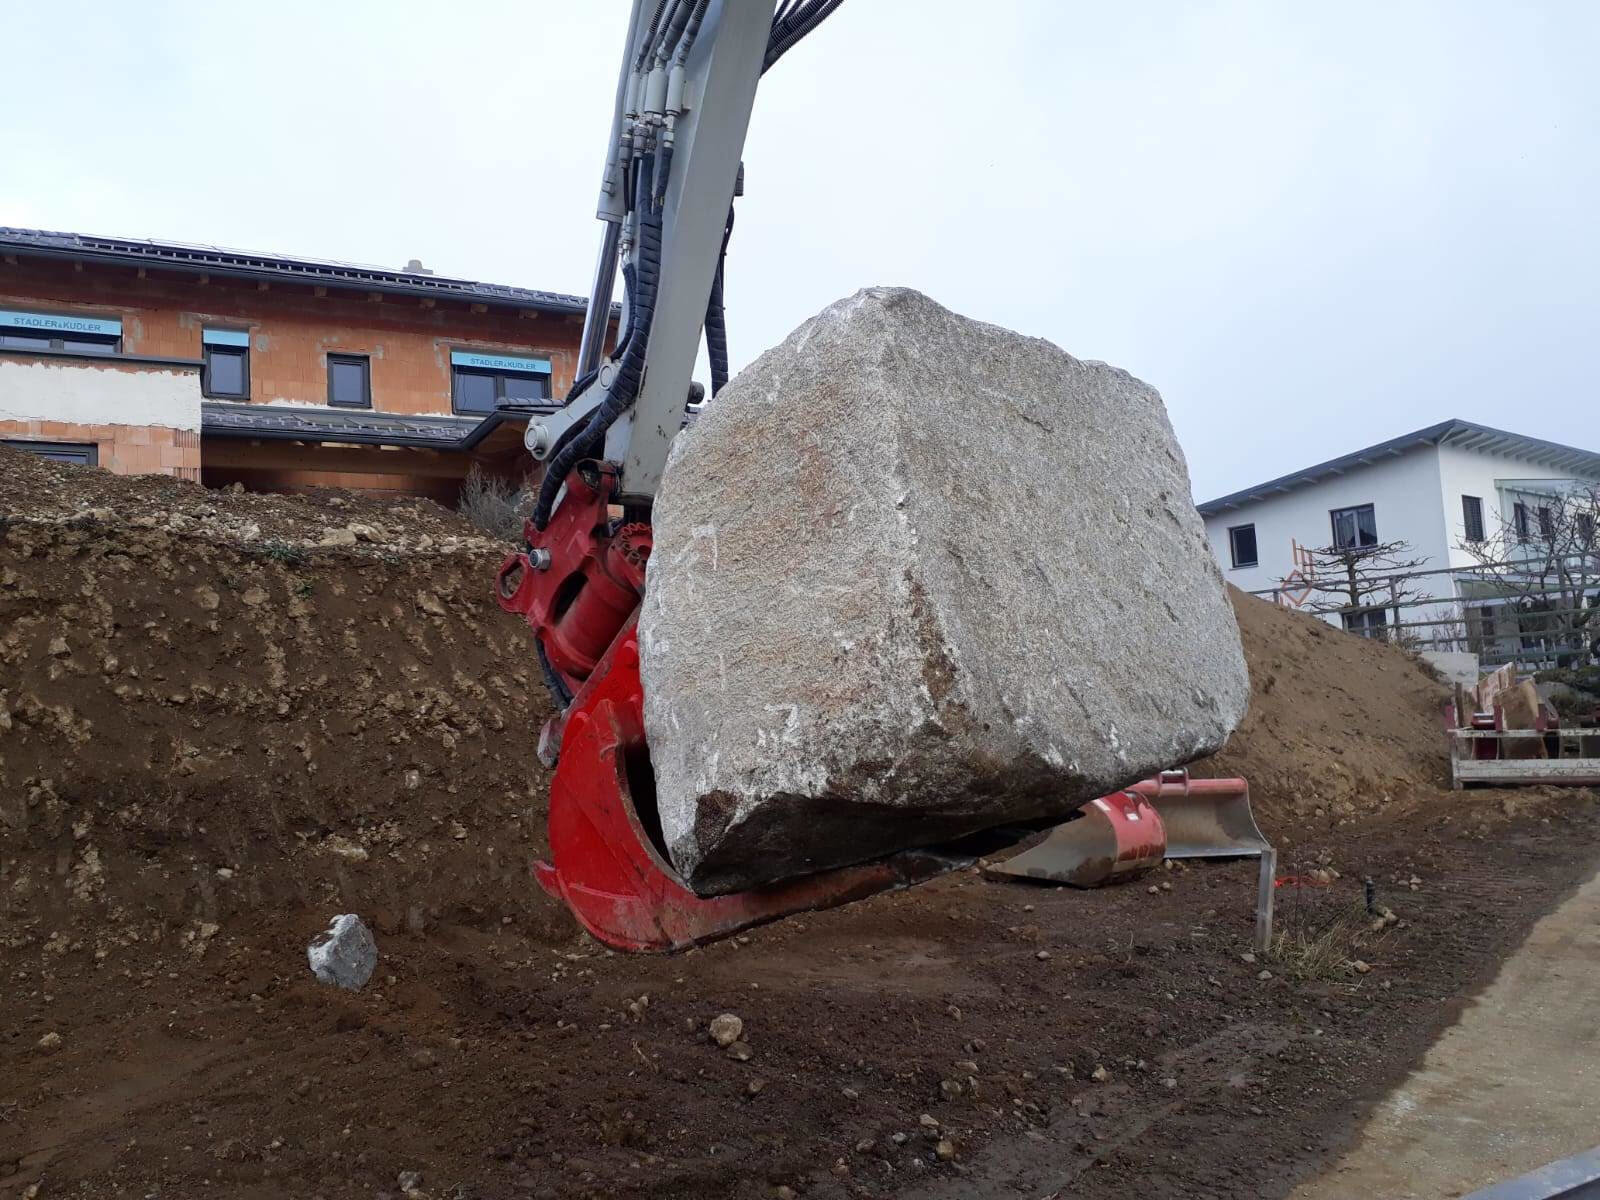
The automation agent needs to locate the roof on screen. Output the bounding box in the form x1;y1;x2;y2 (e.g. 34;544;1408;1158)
1197;419;1600;516
201;400;558;452
0;226;614;318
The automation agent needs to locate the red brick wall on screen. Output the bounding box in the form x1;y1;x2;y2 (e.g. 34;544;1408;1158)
1;420;201;481
0;256;594;414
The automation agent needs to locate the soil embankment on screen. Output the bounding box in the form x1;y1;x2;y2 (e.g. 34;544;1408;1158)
2;448;1594;1199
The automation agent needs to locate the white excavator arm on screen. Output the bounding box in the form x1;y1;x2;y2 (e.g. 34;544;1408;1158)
524;0;841;511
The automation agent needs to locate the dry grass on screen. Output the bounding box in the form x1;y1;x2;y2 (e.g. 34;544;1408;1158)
458;465;534;543
1270;891;1393;981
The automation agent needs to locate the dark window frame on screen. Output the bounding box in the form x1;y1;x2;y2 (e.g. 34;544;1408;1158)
450;363;552;415
1514;501;1531;543
1341;606;1389;639
1462;494;1485;543
1227;523;1258;569
1538;505;1555;540
201;333;250;400
2;438;99;466
1330;503;1378;550
327;353;372;409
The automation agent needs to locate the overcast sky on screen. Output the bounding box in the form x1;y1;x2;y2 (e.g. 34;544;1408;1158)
2;1;1595;501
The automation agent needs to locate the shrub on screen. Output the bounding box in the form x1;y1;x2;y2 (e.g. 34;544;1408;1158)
458;466;534;544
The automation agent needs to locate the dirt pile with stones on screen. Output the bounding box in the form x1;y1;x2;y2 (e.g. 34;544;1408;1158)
0;446;562;952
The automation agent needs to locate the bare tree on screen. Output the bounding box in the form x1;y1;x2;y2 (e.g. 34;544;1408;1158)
1455;483;1600;666
1285;539;1431;639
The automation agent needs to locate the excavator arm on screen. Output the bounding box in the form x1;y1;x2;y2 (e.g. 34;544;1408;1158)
494;1;926;950
492;2;1241;950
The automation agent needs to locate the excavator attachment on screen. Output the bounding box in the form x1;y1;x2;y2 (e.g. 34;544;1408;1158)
985;791;1166;886
532;620;974;951
1139;771;1269;859
985;771;1265;887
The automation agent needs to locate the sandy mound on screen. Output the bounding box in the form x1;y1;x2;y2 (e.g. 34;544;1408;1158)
1201;587;1449;826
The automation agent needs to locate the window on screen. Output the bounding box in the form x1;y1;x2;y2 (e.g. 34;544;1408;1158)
0;307;121;354
1514;501;1530;543
2;439;98;466
201;328;250;399
1579;512;1596;547
1227;523;1258;569
1341;607;1389;640
327;354;371;408
1538;506;1555;540
1462;495;1485;543
1330;503;1378;550
450;350;553;415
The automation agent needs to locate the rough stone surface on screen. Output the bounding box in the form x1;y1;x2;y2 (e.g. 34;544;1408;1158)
307;913;378;991
640;287;1248;894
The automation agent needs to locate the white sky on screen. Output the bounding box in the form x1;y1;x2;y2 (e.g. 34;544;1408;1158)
2;1;1595;501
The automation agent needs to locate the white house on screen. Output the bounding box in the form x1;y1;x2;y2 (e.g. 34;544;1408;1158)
1197;419;1600;656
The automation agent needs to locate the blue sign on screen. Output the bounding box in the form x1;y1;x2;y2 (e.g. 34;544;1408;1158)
0;308;122;337
451;350;551;375
202;328;251;347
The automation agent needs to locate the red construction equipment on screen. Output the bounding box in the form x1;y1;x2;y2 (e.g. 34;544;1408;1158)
524;619;977;951
493;3;1260;951
985;772;1265;887
1444;688;1600;788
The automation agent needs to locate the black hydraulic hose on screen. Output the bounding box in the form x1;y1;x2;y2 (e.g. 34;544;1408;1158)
634;0;671;71
533;155;665;530
704;202;735;396
765;0;846;72
537;639;574;708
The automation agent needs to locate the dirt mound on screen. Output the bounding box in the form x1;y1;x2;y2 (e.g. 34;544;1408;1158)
0;448;563;951
1201;588;1448;828
0;444;499;555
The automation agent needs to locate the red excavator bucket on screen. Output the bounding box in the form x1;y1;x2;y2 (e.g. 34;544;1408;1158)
535;623;972;951
984;771;1264;887
983;791;1166;886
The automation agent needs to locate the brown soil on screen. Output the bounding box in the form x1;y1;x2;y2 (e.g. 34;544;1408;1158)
1205;586;1451;826
2;449;1596;1200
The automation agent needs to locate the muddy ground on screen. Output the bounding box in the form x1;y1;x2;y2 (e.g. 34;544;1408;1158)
2;448;1597;1199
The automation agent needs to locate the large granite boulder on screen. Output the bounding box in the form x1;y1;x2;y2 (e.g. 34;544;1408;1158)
638;287;1248;895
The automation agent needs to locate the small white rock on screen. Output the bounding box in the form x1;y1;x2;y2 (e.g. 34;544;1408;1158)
307;914;378;991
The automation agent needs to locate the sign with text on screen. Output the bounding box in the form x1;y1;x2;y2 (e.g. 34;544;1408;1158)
0;308;122;338
450;350;551;375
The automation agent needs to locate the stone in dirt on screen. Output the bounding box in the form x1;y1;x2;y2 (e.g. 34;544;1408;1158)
307;913;378;991
640;287;1248;894
708;1013;743;1046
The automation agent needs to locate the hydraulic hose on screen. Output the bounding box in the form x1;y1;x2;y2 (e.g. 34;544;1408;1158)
765;0;846;72
704;202;735;396
533;155;664;530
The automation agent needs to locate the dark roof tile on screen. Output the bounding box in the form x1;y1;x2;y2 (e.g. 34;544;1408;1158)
0;226;616;318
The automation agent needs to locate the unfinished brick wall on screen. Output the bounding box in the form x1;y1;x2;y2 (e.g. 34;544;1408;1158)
1;420;201;481
0;257;593;412
0;255;610;497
